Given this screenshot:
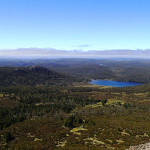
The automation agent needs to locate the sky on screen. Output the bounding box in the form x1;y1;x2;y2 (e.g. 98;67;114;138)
0;0;150;51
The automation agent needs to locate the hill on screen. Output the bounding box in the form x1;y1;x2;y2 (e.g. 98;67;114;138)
0;66;79;86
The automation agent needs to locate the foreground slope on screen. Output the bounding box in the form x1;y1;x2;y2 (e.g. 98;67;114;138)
1;83;150;149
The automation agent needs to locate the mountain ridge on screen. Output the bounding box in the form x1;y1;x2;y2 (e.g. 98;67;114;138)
0;66;78;86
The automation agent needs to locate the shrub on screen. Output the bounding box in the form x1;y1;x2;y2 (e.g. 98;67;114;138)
3;131;13;143
65;115;83;128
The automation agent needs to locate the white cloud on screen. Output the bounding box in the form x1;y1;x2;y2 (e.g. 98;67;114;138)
0;48;150;59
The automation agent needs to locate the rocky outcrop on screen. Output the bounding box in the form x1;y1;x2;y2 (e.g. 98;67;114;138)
127;143;150;150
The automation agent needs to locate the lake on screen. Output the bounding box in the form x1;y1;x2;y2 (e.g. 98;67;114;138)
89;80;142;87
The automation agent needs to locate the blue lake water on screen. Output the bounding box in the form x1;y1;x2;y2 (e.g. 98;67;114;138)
89;80;142;87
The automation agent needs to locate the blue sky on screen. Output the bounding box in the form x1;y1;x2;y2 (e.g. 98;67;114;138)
0;0;150;50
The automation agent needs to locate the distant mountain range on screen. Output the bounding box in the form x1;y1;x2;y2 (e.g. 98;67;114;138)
1;48;150;59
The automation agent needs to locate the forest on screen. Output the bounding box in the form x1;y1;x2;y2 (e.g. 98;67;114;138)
1;58;150;149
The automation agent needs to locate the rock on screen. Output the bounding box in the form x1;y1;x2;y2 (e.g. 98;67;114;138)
127;142;150;150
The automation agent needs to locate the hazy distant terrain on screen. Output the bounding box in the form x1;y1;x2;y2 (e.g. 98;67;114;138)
1;58;150;83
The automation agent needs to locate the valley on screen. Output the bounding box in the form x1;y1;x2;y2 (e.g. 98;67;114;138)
0;59;150;149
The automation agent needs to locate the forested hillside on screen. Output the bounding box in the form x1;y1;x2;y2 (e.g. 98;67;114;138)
0;66;81;86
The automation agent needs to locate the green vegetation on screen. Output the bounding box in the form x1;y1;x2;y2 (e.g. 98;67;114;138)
1;83;150;149
65;115;83;128
0;66;81;87
1;59;150;149
2;58;150;83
